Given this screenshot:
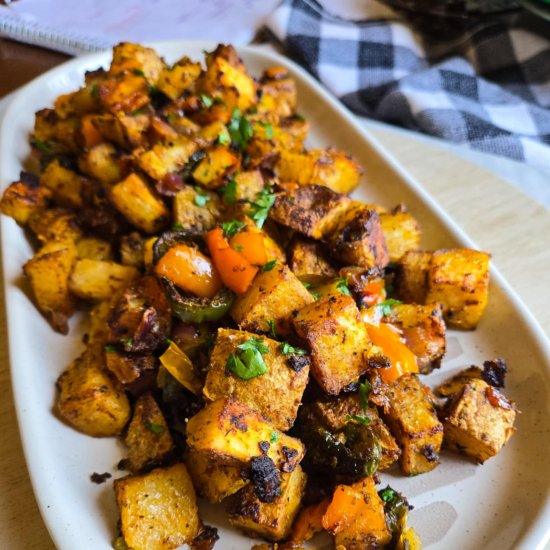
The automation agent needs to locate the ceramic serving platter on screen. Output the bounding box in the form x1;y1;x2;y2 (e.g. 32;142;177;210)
1;41;550;550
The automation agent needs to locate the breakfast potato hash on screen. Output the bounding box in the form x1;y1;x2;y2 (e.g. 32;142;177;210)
1;42;518;550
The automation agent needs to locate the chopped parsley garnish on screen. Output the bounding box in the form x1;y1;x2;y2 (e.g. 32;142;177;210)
262;259;277;272
200;94;214;108
90;83;99;99
258;121;274;139
303;282;321;300
270;430;279;443
193;188;210;207
267;320;277;339
221;175;238;204
280;342;307;356
131;68;145;77
232;244;244;252
294;113;306;121
217;130;230;146
226;337;269;380
377;298;402;316
104;345;118;354
228;108;254;150
113;536;130;550
172;222;184;231
249;188;276;229
32;139;55;155
378;486;398;504
145;421;165;434
222;219;246;239
336;277;351;296
345;414;371;426
358;380;372;411
119;337;133;347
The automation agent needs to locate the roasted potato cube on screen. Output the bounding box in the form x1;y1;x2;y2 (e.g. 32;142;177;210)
227;465;307;542
287;236;337;283
441;378;516;463
396;251;432;304
105;350;157;388
157;57;202;100
326;203;389;270
383;303;446;374
426;248;491;330
383;373;443;475
110;173;169;233
124;393;175;472
137;137;198;181
68;258;139;301
56;348;131;436
379;207;421;263
33;108;80;153
292;294;375;395
233;170;265;202
27;207;81;243
185;449;247;503
0;173;52;225
76;237;113;261
91;112;150;149
186;398;305;473
99;72;151;115
109;42;165;83
23;239;77;334
275;149;362;194
40;159;93;209
257;66;297;120
269;184;351;240
173;184;220;233
326;478;392;549
192;145;240;189
119;232;145;267
54;84;98;118
114;463;201;550
231;263;314;335
78;143;125;185
204;328;309;431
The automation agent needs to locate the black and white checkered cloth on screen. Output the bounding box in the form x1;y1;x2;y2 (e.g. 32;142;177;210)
265;0;550;170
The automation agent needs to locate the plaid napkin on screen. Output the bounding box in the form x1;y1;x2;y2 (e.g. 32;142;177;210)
265;0;550;170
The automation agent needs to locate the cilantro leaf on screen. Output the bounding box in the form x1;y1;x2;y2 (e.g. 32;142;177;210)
228;108;253;150
172;222;184;231
145;420;165;434
104;345;118;354
270;430;279;443
358;380;372;412
226;349;268;380
237;337;269;355
336;277;351;296
249;188;276;229
221;175;238;204
194;189;211;207
200;94;214;108
378;486;398;504
258;121;274;139
222;220;246;239
131;68;145;77
345;414;371;426
294;113;306;122
267;320;277;339
32;139;55;155
303;282;321;300
262;259;277;272
91;83;99;99
377;298;402;316
232;244;244;252
280;342;307;356
217;130;230;146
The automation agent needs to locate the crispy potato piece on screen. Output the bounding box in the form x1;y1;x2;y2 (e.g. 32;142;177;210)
40;159;93;209
23;239;77;334
379;207;421;263
137;137;198;181
396;250;432;304
109;42;165;83
269;184;351;240
441;378;516;463
383;373;443;475
186;398;305;473
383;303;446;374
204;328;309;431
326;202;389;270
75;237;113;261
292;294;375;395
157;57;202;100
78;143;125;186
231;263;314;336
0;173;52;225
110;173;169;234
192;145;240;189
68;259;139;302
114;463;201;550
28;208;82;243
124;393;175;472
257;66;298;120
54;83;99;118
56;348;131;436
227;465;307;542
185;449;247;503
172;184;220;234
99;72;151;115
276;149;362;194
426;248;490;330
119;232;145;268
233;170;265;202
33;108;80;153
92;112;150;149
287;236;337;283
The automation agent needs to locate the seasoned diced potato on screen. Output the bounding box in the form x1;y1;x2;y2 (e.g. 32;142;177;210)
383;373;443;475
275;148;362;194
379;207;421;263
257;66;297;120
76;237;113;261
28;208;81;243
186;398;305;473
426;248;490;330
0;173;52;225
231;263;314;336
383;303;446;374
91;112;150;149
204;328;309;431
56;348;131;436
114;463;201;550
172;184;220;233
109;42;165;84
137;137;198;181
54;84;98;118
192;145;240;189
99;72;151;115
292;294;375;395
119;232;145;267
396;250;432;304
185;449;247;503
110;173;169;233
40;159;93;209
69;258;139;301
78;143;124;185
33;108;80;153
227;465;307;541
326;202;389;270
441;378;516;463
233;170;265;202
269;184;351;240
124;393;175;472
23;239;77;334
157;57;202;100
287;236;337;283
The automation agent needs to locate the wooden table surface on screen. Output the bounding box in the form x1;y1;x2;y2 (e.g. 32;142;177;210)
0;38;549;550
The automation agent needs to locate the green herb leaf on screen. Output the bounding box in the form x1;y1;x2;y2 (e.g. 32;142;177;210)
221;175;238;204
228;108;253;150
131;68;145;77
104;345;118;354
358;380;372;412
378;486;398;504
226;349;268;380
193;189;211;207
200;94;214;108
303;282;321;300
336;277;351;296
377;298;402;316
345;414;371;426
267;320;277;339
113;536;130;550
232;244;244;252
249;189;276;229
145;420;165;434
237;337;269;355
294;113;306;122
262;259;277;272
91;83;99;99
258;121;274;139
280;342;307;356
217;130;230;146
270;430;279;443
172;222;184;231
119;337;133;347
222;220;246;239
32;139;55;155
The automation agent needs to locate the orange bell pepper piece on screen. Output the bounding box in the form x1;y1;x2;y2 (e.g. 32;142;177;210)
80;114;104;148
228;229;267;266
366;322;418;384
155;244;221;298
205;227;258;294
322;485;362;534
291;497;330;542
362;280;386;307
